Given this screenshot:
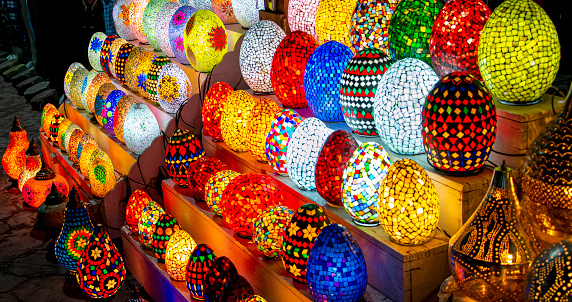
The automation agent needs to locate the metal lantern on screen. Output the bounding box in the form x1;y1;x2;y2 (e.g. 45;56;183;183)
124;103;161;155
22;159;70;208
113;42;135;85
35;183;67;232
220;172;284;237
134;51;158;98
183;9;228;73
169;6;198;65
109;38;128;79
18;138;41;192
3;117;28;181
252;205;294;259
165;229;197;281
64;62;85;100
95;83;116;126
99;35;120;76
88;32;107;71
304;41;353;122
388;0;443;65
239;20;285;94
125;47;146;92
113;0;137;40
57;119;73;152
220;90;257;152
151;213;181;262
142;0;169;51
79;144;100;179
340;47;394;136
156;1;180;57
147;56;172;102
430;0;491;80
271;31;318;109
113;95;138;144
282;203;331;283
286;117;333;190
265;109;303;176
126;189;153;233
341;142;391;226
315;130;359;207
315;0;356;47
102;89;127;137
205;170;241;216
246;98;280;162
525;239;572;301
138;201;166;248
421;72;497;175
186;244;217;300
88;157;116;199
202;81;234;141
373;58;439;155
204;256;239;301
166;129;205;187
131;0;151;43
232;0;262;28
85;72;111;114
186;157;228;200
287;0;319;40
478;0;560;105
66;130;85;161
69;67;89;109
378;159;439;245
157;63;192;113
212;0;238;24
350;0;398;53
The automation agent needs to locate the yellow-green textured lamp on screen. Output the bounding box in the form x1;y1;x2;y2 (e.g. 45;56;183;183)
183;9;228;73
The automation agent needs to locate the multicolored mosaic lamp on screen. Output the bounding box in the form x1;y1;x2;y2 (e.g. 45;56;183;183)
67;131;85;162
204;256;238;301
114;42;135;85
525;239;572;301
232;0;262;28
108;38;128;79
478;0;560;105
183;9;228;73
288;0;319;40
373;58;439;155
421;72;497;175
157;63;192;113
166;129;205;187
75;134;97;163
315;0;356;46
57;119;73;152
220;274;255;301
131;0;151;43
187;157;228;200
124;103;161;155
85;73;111;115
80;71;99;111
22;158;70;208
134;51;158;98
239;20;285;94
283;203;330;283
64;62;85;100
305;41;353;122
306;224;367;302
205;170;241;216
142;0;169;51
3;116;28;182
69;68;89;109
341;142;391;226
88;157;116;199
202;82;234;141
113;95;138;144
88;32;107;71
113;0;137;40
78;144;99;179
212;0;237;24
63;125;82;154
49;114;65;146
271;31;318;108
99;35;120;76
18;138;41;192
94;83;116;126
151;213;180;262
186;244;217;300
246;295;267;302
125;47;147;92
169;6;198;64
138;201;165;248
165;229;197;281
350;0;398;53
155;1;180;57
146;56;172;102
220;90;257;152
35;183;67;232
265;109;303;176
193;0;213;10
102;89;127;137
247;98;280;162
126;189;153;233
253;205;294;259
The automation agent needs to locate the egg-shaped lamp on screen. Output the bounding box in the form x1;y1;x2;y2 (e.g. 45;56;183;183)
88;149;113;176
315;0;356;47
166;129;205;187
138;201;165;247
42;105;58;135
109;38;128;79
186;244;217;300
253;205;294;259
146;56;172;102
152;213;180;261
232;0;261;28
80;71;99;113
88;158;116;199
124;103;161;155
202;81;234;141
288;0;319;40
205;170;241;216
99;35;119;76
204;256;239;301
165;229;197;281
113;0;137;40
134;51;158;98
3;117;28;181
85;72;112;115
220;274;255;301
265;109;303;176
94;83;116;126
79;144;99;179
125;47;147;92
102;89;127;137
169;6;198;65
69;68;89;109
142;0;169;51
18;138;41;192
186;157;228;200
75;134;97;163
158;63;192;113
220;90;257;152
113;42;135;85
113;95;138;144
183;9;228;73
247;98;280;162
88;32;107;71
126;189;153;233
350;0;398;53
212;0;238;24
131;0;151;43
155;1;180;57
64;62;85;100
524;239;572;301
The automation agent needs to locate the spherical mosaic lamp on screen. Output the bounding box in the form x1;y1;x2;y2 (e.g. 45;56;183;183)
152;213;180;261
340;48;394;136
252;205;294;259
134;51;158;98
220;90;257;152
183;9;228;73
94;83;116;126
85;72;112;114
155;1;180;57
88;158;116;199
304;41;353;122
80;71;99;111
350;0;398;53
138;201;165;247
99;35;120;76
113;95;138;144
125;47;146;92
78;144;99;179
42;105;58;135
113;0;137;40
271;31;318;108
306;224;367;302
373;58;439;155
315;130;359;207
102;89;127;137
169;6;198;65
109;38;128;79
202;81;234;141
220;173;284;237
205;170;241;216
378;159;439;244
41;104;57;133
63;125;81;154
3;117;27;182
341;142;391;226
478;0;560;105
421;72;497;175
69;68;89;109
126;189;152;233
315;0;356;46
124;103;161;155
142;0;169;51
286;117;333;191
232;0;262;28
49;114;65;146
158;63;192;113
75;134;97;163
131;0;151;43
146;56;172;102
166;129;205;187
388;0;443;65
204;256;239;301
64;62;85;100
430;0;491;80
18;138;41;192
186;244;217;300
239;20;285;94
283;203;330;283
67;130;85;164
187;157;228;200
212;0;237;24
88;32;107;71
288;0;319;40
265;109;303;176
88;149;113;177
57;119;73;152
246;98;280;162
165;229;197;281
525;239;572;301
113;42;135;85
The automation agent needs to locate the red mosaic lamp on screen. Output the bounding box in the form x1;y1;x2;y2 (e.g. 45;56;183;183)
126;189;153;233
2;116;28;183
220;274;255;301
165;129;206;187
22;157;70;208
204;256;238;301
202;82;234;141
41;103;57;131
18;138;41;192
253;205;294;259
205;170;241;216
42;105;59;135
246;98;281;163
152;213;181;262
186;243;217;300
186;157;228;201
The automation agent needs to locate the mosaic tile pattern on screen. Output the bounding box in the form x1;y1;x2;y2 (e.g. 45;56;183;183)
134;51;158;98
253;205;294;259
138;201;165;248
186;244;217;300
315;0;357;47
246;98;280;162
186;157;228;200
165;230;197;281
151;213;180;262
202;82;234;141
126;189;152;233
124;47;146;92
64;62;85;100
142;0;169;51
108;38;128;79
88;32;107;71
204;257;238;300
85;72;112;114
113;95;138;143
69;68;89;109
102;89;126;136
113;0;137;40
205;170;241;216
232;0;262;28
350;0;398;53
169;6;198;65
88;158;116;199
155;1;180;57
212;0;237;24
146;56;172;102
131;0;150;43
184;9;228;72
165;129;205;187
114;43;135;85
124;103;161;154
99;35;119;76
265;109;303;176
288;0;319;40
220;90;256;152
80;71;98;110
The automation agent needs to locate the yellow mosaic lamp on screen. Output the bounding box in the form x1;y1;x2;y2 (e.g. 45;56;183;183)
246;98;280;162
134;51;158;99
88;157;116;199
478;0;560;105
125;47;147;92
183;9;228;73
69;68;89;109
220;90;257;152
315;0;357;47
165;229;197;281
85;72;111;114
57;119;73;152
79;144;100;178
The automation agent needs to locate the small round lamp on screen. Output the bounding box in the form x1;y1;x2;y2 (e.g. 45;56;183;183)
265;109;303;176
246;98;281;162
113;0;137;40
102;89;127;137
75;134;97;163
94;83;116;126
134;51;158;98
3;117;28;181
99;35;120;76
79;144;99;178
42;105;58;134
126;189;153;233
158;63;192;113
138;201;165;247
109;38;128;79
288;0;319;40
18;138;41;192
131;0;151;43
525;239;572;301
142;0;169;51
64;62;85;100
63;125;81;153
246;295;267;302
183;9;228;73
202;81;234;141
88;157;116;199
113;95;138;143
232;0;261;28
88;32;107;71
69;68;89;109
113;42;135;85
166;229;197;281
155;1;180;57
125;47;147;92
186;244;217;300
220;90;257;152
212;0;238;24
187;157;228;200
85;72;112;114
57;119;73;152
66;129;85;164
79;71;99;111
124;103;161;155
166;129;205;187
252;205;294;259
315;0;356;46
49;114;65;146
204;256;238;301
146;56;172;102
152;213;180;261
169;6;198;65
205;170;241;216
350;0;398;53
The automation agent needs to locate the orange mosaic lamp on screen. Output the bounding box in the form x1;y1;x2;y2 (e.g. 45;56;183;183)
41;103;58;132
186;157;228;200
67;129;85;164
246;98;280;162
79;144;100;178
22;158;70;208
63;124;81;155
202;82;234;141
126;189;153;233
2;116;28;181
18;138;41;192
75;134;97;164
205;170;241;216
85;72;111;114
42;105;59;135
88;157;116;199
220;90;257;152
165;229;197;281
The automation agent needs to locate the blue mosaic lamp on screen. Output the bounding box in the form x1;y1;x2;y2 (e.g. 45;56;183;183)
102;90;126;137
304;41;353;122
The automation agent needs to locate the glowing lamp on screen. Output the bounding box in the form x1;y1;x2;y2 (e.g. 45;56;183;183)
232;0;262;28
76;133;97;162
115;43;135;86
252;205;294;259
79;144;99;178
99;35;120;76
306;224;367;301
18;138;41;192
183;9;227;73
80;71;99;112
88;158;116;199
63;125;81;154
113;0;137;40
421;72;497;175
35;183;67;231
212;0;238;24
246;98;280;162
288;0;319;40
109;38;128;79
350;0;398;53
67;130;85;164
265;109;303;176
304;41;353;122
142;0;169;51
138;201;166;248
125;47;146;92
86;73;111;114
205;170;241;216
88;32;107;71
341;142;391;226
102;89;127;136
202;81;234;141
77;226;126;299
134;51;158;98
131;0;151;43
271;31;318;109
146;56;172;102
220;90;257;152
49;114;65;146
286;117;333;191
57;119;73;151
3;117;28;180
69;68;89;109
169;6;198;65
64;62;85;100
187;157;228;200
155;1;180;57
42;105;58;135
478;0;560;105
166;229;197;281
22;159;70;207
378;159;439;244
165;129;205;187
315;130;358;206
152;213;180;261
94;83;116;126
373;58;439;155
525;239;572;301
430;0;491;80
124;103;160;155
41;102;57;129
204;257;238;301
246;295;267;302
283;204;330;283
113;95;138;143
126;189;153;233
340;48;394;136
315;0;356;46
186;244;217;300
158;63;192;113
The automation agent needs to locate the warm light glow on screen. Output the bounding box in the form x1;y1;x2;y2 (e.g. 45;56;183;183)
42;106;59;135
169;6;198;65
220;90;257;152
102;89;127;137
94;83;116;126
63;124;81;153
315;0;356;47
246;98;280;162
126;189;153;233
158;63;192;113
166;129;205;187
57;119;73;151
152;213;180;262
88;157;116;199
265;109;303;176
79;144;99;178
134;51;158;99
67;129;85;164
125;47;146;92
75;134;97;164
147;56;172;102
187;157;228;200
131;0;150;43
64;62;85;100
204;256;238;299
18;138;41;191
165;229;197;281
88;33;106;72
113;0;136;40
113;95;138;144
2;117;28;180
138;201;165;248
205;170;241;216
202;82;234;141
48;113;65;144
253;205;294;259
69;68;89;109
212;0;237;24
124;103;161;155
288;0;319;40
186;244;217;300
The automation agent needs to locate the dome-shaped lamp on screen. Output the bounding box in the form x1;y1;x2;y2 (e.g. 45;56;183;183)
113;95;138;144
81;72;99;114
525;239;572;301
265;109;303;176
113;0;137;40
169;6;198;65
202;81;234;141
350;0;398;53
88;32;107;71
147;56;172;102
220;90;257;152
232;0;262;28
158;63;192;113
165;129;205;187
138;201;166;248
126;189;153;233
288;0;319;40
67;130;85;165
109;38;128;79
165;229;197;281
3;116;28;182
124;103;161;155
64;62;86;100
57;119;73;152
252;205;294;259
49;114;65;146
88;149;113;177
94;83;116;126
99;35;120;76
131;0;151;43
220;274;255;301
63;125;82;154
187;157;228;200
212;0;238;24
35;183;67;232
42;105;58;135
69;68;89;109
134;51;158;99
79;144;100;179
142;0;169;51
204;256;239;301
205;170;241;216
113;42;135;85
155;1;180;57
75;134;97;164
315;0;356;47
125;47;147;92
152;213;180;262
102;89;127;137
247;98;280;162
18;138;42;192
22;158;70;208
186;244;217;300
183;9;228;73
88;157;116;199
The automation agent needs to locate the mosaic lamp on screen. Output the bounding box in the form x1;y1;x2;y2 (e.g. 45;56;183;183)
48;114;65;146
246;98;280;162
57;119;73;152
166;129;205;187
64;62;85;100
134;51;158;98
315;0;357;47
183;9;228;73
265;109;303;176
113;0;137;40
22;158;70;208
87;150;113;181
69;68;89;109
75;134;97;166
165;229;197;281
151;213;180;262
252;205;294;259
246;295;267;302
350;0;399;53
18;138;41;192
85;73;112;115
220;274;255;301
186;244;217;300
42;105;59;135
304;41;353;122
62;125;81;154
341;141;391;226
88;32;107;71
205;170;241;216
421;72;497;176
113;95;138;144
378;159;439;244
202;81;234;141
340;48;394;136
430;0;491;80
108;38;128;79
220;90;257;152
288;0;319;40
186;157;228;200
525;239;572;301
232;0;262;28
146;56;172;102
3;116;28;181
286;117;333;191
138;201;166;248
315;130;359;207
88;157;116;199
157;63;192;113
94;83;116;126
388;0;443;65
478;0;560;105
373;58;439;155
155;1;180;57
450;163;542;301
169;6;198;65
124;103;161;155
125;47;146;92
220;172;284;237
283;203;330;283
113;42;135;85
193;0;213;10
271;31;318;109
78;144;100;179
102;89;127;137
306;224;367;302
212;0;238;24
65;129;84;163
131;0;151;43
142;0;169;51
126;189;153;233
239;20;286;94
99;35;120;76
35;183;67;232
79;71;99;111
204;256;239;301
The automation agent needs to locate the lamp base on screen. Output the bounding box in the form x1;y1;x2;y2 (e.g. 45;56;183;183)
52;141;59;148
353;219;380;227
72;162;79;169
65;270;79;286
497;98;541;106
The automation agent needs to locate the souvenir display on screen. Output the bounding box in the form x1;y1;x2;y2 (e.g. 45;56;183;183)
102;89;127;137
78;144;99;179
99;35;119;76
134;51;158;98
212;0;238;24
95;83;116;126
75;134;97;163
108;38;128;79
205;170;241;216
113;95;138;143
85;72;112;114
35;184;67;231
202;82;234;141
48;114;65;145
165;129;205;187
265;109;303;176
204;256;238;301
232;0;262;28
69;68;89;109
80;71;99;111
525;239;572;301
67;130;85;164
114;42;135;85
157;63;192;113
57;119;73;151
63;125;81;153
125;47;147;92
